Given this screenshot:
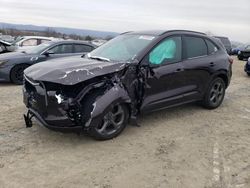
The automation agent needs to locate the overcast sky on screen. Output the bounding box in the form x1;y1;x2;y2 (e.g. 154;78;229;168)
0;0;249;42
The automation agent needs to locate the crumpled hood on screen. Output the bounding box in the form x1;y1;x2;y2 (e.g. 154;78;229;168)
24;56;127;85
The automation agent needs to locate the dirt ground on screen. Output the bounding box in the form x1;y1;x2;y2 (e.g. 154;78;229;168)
0;56;249;188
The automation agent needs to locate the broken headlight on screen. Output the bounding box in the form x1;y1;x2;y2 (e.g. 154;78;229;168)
55;93;64;104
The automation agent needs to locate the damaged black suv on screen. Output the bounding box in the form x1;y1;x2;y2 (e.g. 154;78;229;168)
23;30;232;140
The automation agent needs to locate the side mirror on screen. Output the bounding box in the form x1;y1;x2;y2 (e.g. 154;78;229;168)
43;50;54;57
140;56;160;68
81;53;87;58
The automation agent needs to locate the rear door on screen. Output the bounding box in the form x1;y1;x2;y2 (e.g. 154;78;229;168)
181;36;218;99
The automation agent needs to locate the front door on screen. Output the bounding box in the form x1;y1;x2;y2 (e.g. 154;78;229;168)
140;36;187;113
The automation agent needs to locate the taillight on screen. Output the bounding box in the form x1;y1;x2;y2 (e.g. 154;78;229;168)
229;57;234;64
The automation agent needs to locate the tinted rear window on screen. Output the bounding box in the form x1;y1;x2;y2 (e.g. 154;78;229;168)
205;39;218;55
183;36;207;59
74;44;93;53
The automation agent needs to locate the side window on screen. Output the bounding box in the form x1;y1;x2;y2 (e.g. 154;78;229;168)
40;39;51;44
205;39;218;55
74;44;93;53
183;36;207;59
22;39;38;46
149;36;182;65
49;44;73;54
246;45;250;50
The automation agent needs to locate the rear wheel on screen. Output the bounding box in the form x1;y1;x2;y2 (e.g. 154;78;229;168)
203;78;226;109
10;64;29;85
89;103;129;140
247;73;250;76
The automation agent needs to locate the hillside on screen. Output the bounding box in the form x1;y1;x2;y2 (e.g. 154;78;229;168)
0;22;119;38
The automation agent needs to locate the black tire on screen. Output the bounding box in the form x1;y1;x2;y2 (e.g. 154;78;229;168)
202;78;226;109
89;103;129;140
247;73;250;76
10;64;29;85
238;56;243;60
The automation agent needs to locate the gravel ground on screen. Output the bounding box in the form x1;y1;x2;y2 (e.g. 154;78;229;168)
0;56;250;188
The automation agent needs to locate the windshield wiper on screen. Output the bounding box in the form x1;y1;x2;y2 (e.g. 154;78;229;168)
87;54;110;62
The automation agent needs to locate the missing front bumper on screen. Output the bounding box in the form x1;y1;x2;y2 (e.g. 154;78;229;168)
24;109;83;133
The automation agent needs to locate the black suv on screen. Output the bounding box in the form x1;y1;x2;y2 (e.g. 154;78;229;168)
23;30;233;140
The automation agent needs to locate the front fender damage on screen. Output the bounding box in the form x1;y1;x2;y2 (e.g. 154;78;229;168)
23;62;145;132
84;84;131;129
60;72;138;132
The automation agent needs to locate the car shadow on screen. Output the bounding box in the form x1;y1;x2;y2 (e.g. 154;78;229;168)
27;102;205;145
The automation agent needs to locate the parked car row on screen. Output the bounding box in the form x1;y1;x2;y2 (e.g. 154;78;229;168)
0;36;59;53
21;30;233;140
212;36;250;60
0;36;107;54
0;40;96;84
237;44;250;60
214;36;232;54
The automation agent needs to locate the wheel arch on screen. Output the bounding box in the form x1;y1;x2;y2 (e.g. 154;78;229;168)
211;71;230;88
9;63;31;82
79;83;132;129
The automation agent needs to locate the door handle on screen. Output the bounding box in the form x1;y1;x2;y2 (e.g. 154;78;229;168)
210;62;215;67
175;68;183;72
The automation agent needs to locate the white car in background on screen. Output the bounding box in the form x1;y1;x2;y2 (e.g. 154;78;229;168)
91;39;107;46
13;36;60;51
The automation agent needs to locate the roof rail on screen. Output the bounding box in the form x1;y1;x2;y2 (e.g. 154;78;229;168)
160;30;206;36
120;31;133;35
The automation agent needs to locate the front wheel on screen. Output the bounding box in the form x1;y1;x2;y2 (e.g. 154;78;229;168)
247;73;250;76
89;103;129;140
10;64;29;85
202;78;226;109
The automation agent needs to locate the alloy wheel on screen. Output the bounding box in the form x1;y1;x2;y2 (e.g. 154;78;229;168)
209;81;224;106
96;104;125;136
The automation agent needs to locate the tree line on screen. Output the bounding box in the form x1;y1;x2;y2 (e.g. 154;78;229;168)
0;27;113;41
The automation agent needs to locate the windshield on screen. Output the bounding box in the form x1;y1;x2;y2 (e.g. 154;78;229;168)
89;34;155;62
12;36;24;45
